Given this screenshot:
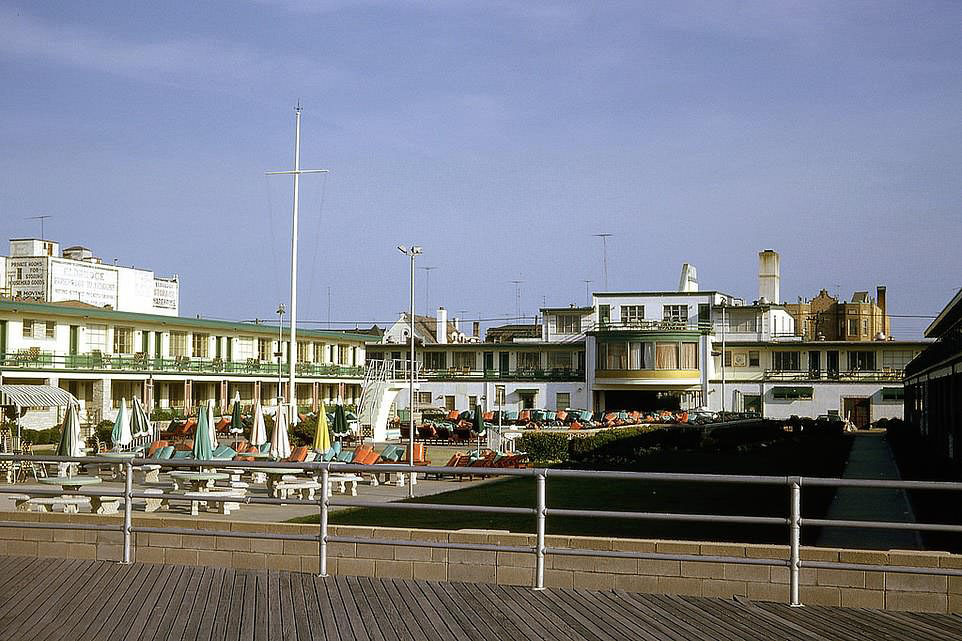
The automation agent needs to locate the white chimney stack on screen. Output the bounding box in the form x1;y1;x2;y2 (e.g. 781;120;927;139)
436;306;448;344
678;263;698;292
758;250;780;304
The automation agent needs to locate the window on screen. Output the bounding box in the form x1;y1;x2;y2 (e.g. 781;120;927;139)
663;305;688;326
519;391;536;409
620;305;645;326
468;395;478;408
444;395;456;411
297;341;310;361
604;342;627;370
85;323;107;352
22;319;55;339
655;342;678;369
773;351;801;371
882;350;915;370
547;351;572;370
424;352;446;370
772;386;813;399
556;392;570;410
727;311;757;333
847;351;876;371
452;351;476;370
556;314;581;334
848;318;858;336
113;327;133;354
192;333;209;358
494;385;506;406
881;387;904;401
598;304;610;325
517;352;541;370
628;342;646;369
338;345;349;365
723;350;732;367
257;338;271;361
748;351;760;367
234;337;255;361
170;332;187;358
698;304;711;326
862;318;869;336
314;343;327;363
680;343;698;369
417;392;432;405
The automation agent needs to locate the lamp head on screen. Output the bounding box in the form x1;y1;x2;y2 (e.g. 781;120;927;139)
411;246;423;255
397;245;408;254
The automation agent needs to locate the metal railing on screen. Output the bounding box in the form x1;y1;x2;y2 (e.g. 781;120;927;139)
0;352;365;379
421;368;586;381
2;454;962;607
590;320;714;334
764;369;904;382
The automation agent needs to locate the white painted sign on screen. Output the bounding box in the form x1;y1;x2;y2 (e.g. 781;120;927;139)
152;278;178;313
7;257;47;301
49;259;118;308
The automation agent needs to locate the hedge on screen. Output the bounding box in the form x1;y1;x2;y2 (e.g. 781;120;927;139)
517;432;570;463
21;427;62;446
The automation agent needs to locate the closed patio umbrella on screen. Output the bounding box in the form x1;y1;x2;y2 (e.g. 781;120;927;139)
332;404;349;442
312;400;331;453
57;403;84;458
250;401;267;448
473;403;485;456
205;400;217;450
192;405;214;460
270;404;292;460
131;397;151;440
111;398;132;449
229;393;244;438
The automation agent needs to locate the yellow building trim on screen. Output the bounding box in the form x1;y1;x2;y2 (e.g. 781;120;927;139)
595;369;700;380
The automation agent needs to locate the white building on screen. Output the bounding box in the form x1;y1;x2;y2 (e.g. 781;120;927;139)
3;238;180;316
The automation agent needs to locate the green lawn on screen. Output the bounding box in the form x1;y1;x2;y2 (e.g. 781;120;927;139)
292;432;853;545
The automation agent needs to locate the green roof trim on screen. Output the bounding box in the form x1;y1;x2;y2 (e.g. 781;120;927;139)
0;300;371;342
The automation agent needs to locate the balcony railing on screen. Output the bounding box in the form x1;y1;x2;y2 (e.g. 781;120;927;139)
421;367;586;381
590;320;714;334
0;351;364;378
763;369;904;382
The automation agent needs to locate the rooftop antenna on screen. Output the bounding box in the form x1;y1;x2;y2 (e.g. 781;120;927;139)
582;280;593;307
327;286;332;329
593;233;613;290
26;215;52;240
510;280;523;322
419;266;437;316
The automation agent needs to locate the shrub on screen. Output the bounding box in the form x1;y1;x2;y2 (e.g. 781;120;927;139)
150;408;185;422
290;415;317;446
94;419;114;445
22;427;62;445
517;432;570;463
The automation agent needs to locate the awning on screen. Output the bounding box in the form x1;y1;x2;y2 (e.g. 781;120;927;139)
772;386;814;400
0;385;79;408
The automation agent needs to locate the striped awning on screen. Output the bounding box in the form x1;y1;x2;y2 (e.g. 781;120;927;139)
0;385;78;408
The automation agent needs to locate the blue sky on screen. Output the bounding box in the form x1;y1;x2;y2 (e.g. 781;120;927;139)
1;1;959;336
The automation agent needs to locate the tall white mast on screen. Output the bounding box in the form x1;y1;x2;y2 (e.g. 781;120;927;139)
266;105;328;422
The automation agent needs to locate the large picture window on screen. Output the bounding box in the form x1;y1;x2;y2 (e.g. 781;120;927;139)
773;351;801;371
192;333;209;358
655;342;678;369
517;352;541;370
663;305;689;326
847;351;876;371
170;332;187;358
86;324;107;352
680;343;698;369
113;327;133;354
556;314;581;334
452;351;476;370
620;305;645;326
424;352;446;370
547;351;573;369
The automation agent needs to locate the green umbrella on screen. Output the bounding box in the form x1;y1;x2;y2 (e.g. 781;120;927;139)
473;404;485;456
191;406;213;460
111;398;132;448
313;400;332;453
332;404;349;439
131;397;151;440
56;403;84;457
229;393;244;438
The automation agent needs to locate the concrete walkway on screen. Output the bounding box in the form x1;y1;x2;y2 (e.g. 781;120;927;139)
817;432;921;550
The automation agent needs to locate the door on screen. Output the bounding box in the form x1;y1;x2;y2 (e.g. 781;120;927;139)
68;325;79;367
843;397;870;429
483;352;494;372
499;352;510;374
808;351;821;379
826;350;839;379
154;332;162;364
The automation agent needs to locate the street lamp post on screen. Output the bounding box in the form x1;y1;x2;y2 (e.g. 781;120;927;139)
398;245;422;499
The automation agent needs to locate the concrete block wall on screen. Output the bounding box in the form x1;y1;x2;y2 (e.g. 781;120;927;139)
0;511;960;614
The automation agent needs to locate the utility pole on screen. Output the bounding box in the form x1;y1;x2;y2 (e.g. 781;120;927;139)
398;245;422;499
265;105;330;422
593;233;613;290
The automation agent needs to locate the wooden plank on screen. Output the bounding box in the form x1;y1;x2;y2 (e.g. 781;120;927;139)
34;560;115;641
221;570;248;641
288;570;312;641
537;586;616;641
0;557;74;625
156;565;205;641
176;566;216;641
267;571;283;641
309;576;345;641
648;594;757;641
458;581;545;641
367;578;417;641
384;579;448;641
238;571;258;641
9;559;100;640
59;561;137;641
115;563;176;641
558;588;667;641
333;575;372;641
196;567;230;641
827;606;943;641
277;571;298;641
499;584;582;641
611;591;712;641
481;585;567;641
106;563;168;641
685;596;776;641
422;581;486;641
254;571;270;641
345;576;387;641
353;577;398;641
295;573;324;641
82;563;153;641
138;565;187;641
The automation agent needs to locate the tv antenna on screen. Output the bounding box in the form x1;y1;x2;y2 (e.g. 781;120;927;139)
26;215;52;240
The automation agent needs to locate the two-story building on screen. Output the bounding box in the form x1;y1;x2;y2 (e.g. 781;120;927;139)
0;300;369;428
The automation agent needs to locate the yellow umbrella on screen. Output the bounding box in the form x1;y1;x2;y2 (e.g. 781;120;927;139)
312;400;332;453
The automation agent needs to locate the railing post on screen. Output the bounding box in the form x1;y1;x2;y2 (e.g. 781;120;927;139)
534;471;546;590
789;476;801;607
319;467;329;577
122;460;133;564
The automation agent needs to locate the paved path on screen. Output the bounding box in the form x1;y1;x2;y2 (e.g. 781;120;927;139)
817;432;920;550
1;555;959;641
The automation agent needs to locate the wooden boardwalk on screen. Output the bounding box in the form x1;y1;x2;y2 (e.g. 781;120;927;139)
0;556;960;641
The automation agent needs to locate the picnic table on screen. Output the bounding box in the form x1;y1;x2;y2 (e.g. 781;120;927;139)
168;471;229;493
249;467;304;496
99;451;139;479
24;476;119;514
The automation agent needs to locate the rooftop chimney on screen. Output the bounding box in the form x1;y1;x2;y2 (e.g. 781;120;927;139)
472;321;480;338
758;250;780;304
678;263;698;292
436;307;448;344
877;285;887;335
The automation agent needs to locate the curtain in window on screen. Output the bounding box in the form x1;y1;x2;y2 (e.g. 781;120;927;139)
680;343;698;369
606;342;627;370
655;343;678;369
629;342;644;369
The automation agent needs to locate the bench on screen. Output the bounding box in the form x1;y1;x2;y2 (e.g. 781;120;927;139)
182;490;246;516
329;474;361;496
90;496;121;515
15;496;90;514
143;488;170;513
272;480;322;500
136;465;162;484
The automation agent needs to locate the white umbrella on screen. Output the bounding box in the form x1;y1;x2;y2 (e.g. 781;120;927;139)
131;397;151;439
111;398;132;449
250;401;267;448
270;404;292;460
205;399;217;450
56;403;84;477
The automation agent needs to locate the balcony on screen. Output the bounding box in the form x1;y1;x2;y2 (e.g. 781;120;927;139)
0;351;365;379
589;319;714;336
421;368;586;382
763;369;904;383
